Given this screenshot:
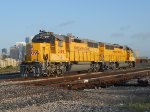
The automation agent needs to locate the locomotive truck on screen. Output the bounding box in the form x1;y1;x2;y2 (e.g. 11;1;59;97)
20;31;135;77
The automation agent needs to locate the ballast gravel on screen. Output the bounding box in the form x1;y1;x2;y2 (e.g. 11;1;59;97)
0;77;150;112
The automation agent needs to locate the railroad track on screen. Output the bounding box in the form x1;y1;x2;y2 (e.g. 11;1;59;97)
63;69;150;90
0;66;148;82
0;63;149;81
0;67;150;90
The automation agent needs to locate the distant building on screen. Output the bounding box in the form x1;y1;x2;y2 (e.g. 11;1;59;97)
0;59;6;68
16;42;26;61
10;45;19;60
0;58;18;68
25;36;33;44
10;42;26;61
2;48;7;55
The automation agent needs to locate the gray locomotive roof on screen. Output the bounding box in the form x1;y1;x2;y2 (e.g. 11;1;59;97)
39;31;98;43
99;42;127;48
35;31;132;50
53;34;64;41
82;39;98;43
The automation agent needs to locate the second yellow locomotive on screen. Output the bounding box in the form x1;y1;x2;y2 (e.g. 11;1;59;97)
20;31;135;76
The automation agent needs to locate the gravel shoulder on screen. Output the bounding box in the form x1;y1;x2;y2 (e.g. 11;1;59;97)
0;77;150;112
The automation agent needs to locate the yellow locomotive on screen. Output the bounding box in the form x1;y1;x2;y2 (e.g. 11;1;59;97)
20;31;135;77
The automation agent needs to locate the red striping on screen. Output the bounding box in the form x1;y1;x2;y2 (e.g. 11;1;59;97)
31;51;39;55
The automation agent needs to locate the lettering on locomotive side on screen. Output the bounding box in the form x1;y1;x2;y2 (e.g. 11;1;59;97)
51;54;66;60
74;46;90;51
113;51;122;53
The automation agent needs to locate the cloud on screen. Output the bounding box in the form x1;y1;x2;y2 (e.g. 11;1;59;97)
120;26;130;31
111;33;125;38
131;32;150;39
58;21;75;27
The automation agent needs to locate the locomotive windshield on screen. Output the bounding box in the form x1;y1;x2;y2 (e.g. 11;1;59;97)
32;33;55;44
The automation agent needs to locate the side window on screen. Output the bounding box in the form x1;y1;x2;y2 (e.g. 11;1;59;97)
58;40;63;47
88;42;98;48
99;43;104;47
74;39;82;43
105;45;114;50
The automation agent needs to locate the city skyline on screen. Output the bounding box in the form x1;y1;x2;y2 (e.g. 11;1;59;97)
0;0;150;57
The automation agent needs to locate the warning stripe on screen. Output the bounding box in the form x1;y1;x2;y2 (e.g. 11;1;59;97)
31;51;39;55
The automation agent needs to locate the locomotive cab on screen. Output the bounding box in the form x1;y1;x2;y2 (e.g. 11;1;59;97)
20;31;68;77
26;31;55;62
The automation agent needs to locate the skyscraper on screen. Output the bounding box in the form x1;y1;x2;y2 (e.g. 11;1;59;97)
25;36;33;44
10;42;26;61
16;42;26;61
2;48;7;55
10;45;19;60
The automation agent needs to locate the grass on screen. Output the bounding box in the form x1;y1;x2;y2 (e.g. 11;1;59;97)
121;101;150;112
0;66;19;74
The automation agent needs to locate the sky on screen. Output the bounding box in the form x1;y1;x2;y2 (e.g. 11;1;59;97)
0;0;150;57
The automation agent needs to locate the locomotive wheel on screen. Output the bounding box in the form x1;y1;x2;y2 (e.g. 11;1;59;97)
56;69;63;76
32;66;36;77
88;68;93;73
46;69;55;77
111;63;116;70
43;69;49;77
93;67;99;72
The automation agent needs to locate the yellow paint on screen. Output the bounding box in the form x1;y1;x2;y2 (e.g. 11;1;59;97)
99;43;135;62
25;38;135;63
